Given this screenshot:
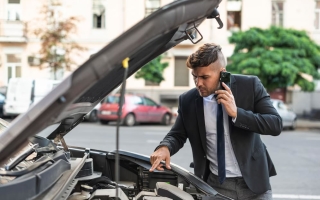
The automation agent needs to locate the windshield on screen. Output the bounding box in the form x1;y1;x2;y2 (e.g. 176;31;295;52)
105;96;121;104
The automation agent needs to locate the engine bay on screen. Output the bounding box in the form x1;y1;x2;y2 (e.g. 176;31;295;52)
0;135;230;200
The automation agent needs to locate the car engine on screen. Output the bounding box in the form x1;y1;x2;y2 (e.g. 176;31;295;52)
0;135;231;200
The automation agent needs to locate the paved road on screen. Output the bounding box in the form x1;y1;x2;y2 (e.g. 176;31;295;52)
60;122;320;199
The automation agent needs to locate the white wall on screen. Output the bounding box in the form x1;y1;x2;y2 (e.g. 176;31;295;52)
311;92;320;109
292;91;320;115
292;92;313;114
242;0;271;31
284;0;314;31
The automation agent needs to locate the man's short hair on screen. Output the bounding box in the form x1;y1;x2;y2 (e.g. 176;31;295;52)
186;43;223;69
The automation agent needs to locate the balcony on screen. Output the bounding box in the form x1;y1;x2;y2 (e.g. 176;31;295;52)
0;19;27;43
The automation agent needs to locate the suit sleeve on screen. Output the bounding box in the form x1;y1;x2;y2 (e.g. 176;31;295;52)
155;95;188;156
233;77;283;136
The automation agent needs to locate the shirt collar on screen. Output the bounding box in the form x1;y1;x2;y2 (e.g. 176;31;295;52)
204;94;215;101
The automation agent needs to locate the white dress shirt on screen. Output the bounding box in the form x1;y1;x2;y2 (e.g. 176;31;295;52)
203;94;242;177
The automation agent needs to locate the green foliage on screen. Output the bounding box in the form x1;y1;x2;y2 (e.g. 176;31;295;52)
228;26;320;91
135;55;169;84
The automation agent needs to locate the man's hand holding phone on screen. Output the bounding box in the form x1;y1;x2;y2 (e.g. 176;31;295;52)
216;72;237;119
219;71;231;90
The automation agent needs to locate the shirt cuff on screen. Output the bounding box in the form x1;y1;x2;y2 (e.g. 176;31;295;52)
232;117;237;123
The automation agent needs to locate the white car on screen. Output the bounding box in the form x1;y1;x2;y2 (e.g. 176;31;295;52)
4;78;60;116
271;99;297;130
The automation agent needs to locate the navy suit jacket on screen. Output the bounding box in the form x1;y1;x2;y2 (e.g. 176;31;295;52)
158;75;282;194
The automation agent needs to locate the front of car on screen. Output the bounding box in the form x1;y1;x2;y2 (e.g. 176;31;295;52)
0;0;231;199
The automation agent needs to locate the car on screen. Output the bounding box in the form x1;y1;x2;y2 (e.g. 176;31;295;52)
0;93;5;118
3;78;60;116
84;86;120;122
271;99;297;130
84;102;101;122
0;1;232;200
98;94;172;126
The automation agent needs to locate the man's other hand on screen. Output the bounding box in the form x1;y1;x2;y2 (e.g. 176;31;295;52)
149;146;171;172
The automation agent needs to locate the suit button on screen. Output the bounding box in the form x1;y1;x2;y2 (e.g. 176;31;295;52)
201;175;204;179
204;155;206;159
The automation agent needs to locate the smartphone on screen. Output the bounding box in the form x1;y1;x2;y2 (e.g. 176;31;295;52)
219;71;231;90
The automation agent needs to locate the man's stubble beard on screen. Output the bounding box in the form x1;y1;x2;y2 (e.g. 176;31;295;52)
197;89;210;97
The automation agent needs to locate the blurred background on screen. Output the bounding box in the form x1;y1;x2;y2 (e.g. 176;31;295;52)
0;0;319;199
0;0;319;119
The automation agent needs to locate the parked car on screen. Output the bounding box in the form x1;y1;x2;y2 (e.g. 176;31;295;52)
0;1;231;200
84;102;101;122
3;78;60;116
98;94;172;126
0;93;5;118
271;99;297;130
84;87;120;122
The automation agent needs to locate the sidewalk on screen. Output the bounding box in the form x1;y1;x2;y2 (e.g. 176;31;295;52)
296;119;320;129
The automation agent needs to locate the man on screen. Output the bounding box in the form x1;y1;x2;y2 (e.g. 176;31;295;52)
149;43;282;199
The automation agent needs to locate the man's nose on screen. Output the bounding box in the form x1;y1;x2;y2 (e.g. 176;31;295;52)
195;78;202;86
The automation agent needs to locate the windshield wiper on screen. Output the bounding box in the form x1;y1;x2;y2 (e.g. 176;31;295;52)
0;156;54;176
4;144;38;171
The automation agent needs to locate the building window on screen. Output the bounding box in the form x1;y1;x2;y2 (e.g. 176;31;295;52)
145;0;161;16
174;57;189;87
6;54;22;83
227;11;241;32
272;1;284;26
7;0;21;21
93;0;105;29
227;0;241;31
315;1;320;30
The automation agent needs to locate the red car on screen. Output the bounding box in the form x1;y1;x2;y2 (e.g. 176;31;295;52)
98;94;172;126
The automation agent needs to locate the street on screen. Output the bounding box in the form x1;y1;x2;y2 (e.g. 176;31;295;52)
59;122;320;199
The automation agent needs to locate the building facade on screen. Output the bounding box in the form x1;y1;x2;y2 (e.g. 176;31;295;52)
0;0;319;113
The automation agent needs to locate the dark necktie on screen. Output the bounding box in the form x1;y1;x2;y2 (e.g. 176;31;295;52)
217;103;226;184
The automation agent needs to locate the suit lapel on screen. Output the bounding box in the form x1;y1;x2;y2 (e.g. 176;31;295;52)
195;96;207;155
230;75;237;105
229;75;237;135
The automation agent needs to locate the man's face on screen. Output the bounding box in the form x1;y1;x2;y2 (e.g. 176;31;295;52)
191;60;225;97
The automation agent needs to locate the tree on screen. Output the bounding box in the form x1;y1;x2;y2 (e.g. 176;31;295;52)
29;0;86;80
135;55;169;85
228;26;320;92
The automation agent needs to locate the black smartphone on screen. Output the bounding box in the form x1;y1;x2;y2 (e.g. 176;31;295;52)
219;71;231;90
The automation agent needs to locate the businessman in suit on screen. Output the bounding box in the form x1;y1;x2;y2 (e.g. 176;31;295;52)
149;43;282;199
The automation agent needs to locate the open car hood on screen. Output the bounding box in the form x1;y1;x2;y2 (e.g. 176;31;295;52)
0;0;222;165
